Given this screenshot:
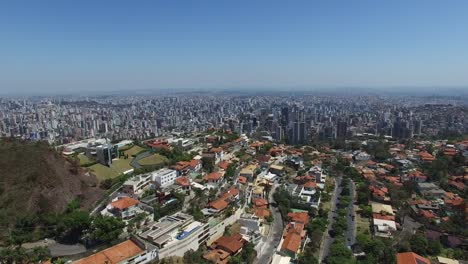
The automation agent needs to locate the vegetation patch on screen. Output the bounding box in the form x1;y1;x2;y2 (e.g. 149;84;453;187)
138;153;169;167
89;164;120;180
122;145;145;157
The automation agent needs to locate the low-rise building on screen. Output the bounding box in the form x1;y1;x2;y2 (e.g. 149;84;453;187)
74;239;157;264
153;169;178;188
105;196;141;220
123;173;153;195
138;213;210;259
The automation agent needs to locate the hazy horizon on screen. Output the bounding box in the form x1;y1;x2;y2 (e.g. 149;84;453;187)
1;1;468;94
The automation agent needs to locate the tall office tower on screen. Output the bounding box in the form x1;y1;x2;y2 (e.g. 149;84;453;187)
336;120;348;139
290;119;306;145
281;107;289;128
274;123;283;142
413;119;422;135
392;119;413;139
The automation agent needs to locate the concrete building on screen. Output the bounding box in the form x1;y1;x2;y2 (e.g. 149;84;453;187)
152;169;178;188
123;173;154;195
138;213;210;259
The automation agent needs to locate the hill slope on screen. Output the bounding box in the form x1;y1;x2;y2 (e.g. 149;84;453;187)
0;139;104;231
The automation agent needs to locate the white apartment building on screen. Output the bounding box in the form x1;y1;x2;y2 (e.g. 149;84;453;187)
123;173;153;195
152;168;178;188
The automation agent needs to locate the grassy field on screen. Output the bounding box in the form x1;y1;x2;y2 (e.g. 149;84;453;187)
77;153;95;166
356;208;371;235
138;153;169;167
112;158;134;173
123;145;145;157
89;163;120;180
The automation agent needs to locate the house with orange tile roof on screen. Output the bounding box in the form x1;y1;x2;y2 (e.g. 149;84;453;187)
218;160;230;171
252;198;268;208
210;234;246;255
106;197;141;220
280;230;302;258
74;239;154;264
406;170;428;183
171;161;191;176
202;147;224;164
204;172;224;184
238;176;247;184
145;139;171;151
175;176;191;194
209;199;229;211
418;151;436;163
396;252;430;264
253;208;271;219
448;180;466;191
287;212;309;224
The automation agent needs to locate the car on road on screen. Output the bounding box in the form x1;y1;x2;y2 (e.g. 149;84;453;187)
328;230;337;237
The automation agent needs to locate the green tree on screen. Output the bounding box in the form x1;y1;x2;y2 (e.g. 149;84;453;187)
90;215;125;243
410;234;428;256
240;242;257;264
427;240;442;255
202;157;215;173
60;210;92;243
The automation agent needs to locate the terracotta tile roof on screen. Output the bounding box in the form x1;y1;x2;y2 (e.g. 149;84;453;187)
287;212;309;224
172;161;191;171
175;176;190;187
254;208;271;218
418;151;436;162
220;188;239;200
281;230;302;254
238;176;247;184
209;199;229;211
444;196;464;207
396;252;430;264
419;209;438;219
211;147;223;153
373;213;395;221
304;181;317;189
448;180;466;191
110;197;139;210
213;234;246;254
204;172;223;181
218;161;230;170
253;198;268;208
190;159;201;168
75;240;143;264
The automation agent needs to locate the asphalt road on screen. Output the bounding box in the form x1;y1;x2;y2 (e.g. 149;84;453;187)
319;175;342;262
346;180;356;247
256;183;283;264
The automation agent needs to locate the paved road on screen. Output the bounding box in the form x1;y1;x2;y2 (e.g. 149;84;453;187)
22;239;86;257
256;183;283;264
346;181;356;247
319;175;342;262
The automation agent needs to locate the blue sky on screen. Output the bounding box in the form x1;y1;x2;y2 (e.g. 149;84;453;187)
1;0;467;94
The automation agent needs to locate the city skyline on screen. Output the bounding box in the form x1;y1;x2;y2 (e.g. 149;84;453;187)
1;0;468;94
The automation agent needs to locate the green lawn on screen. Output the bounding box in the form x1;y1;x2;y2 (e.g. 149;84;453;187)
112;158;134;173
77;153;95;166
138;153;169;167
123;145;145;157
89;163;120;181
